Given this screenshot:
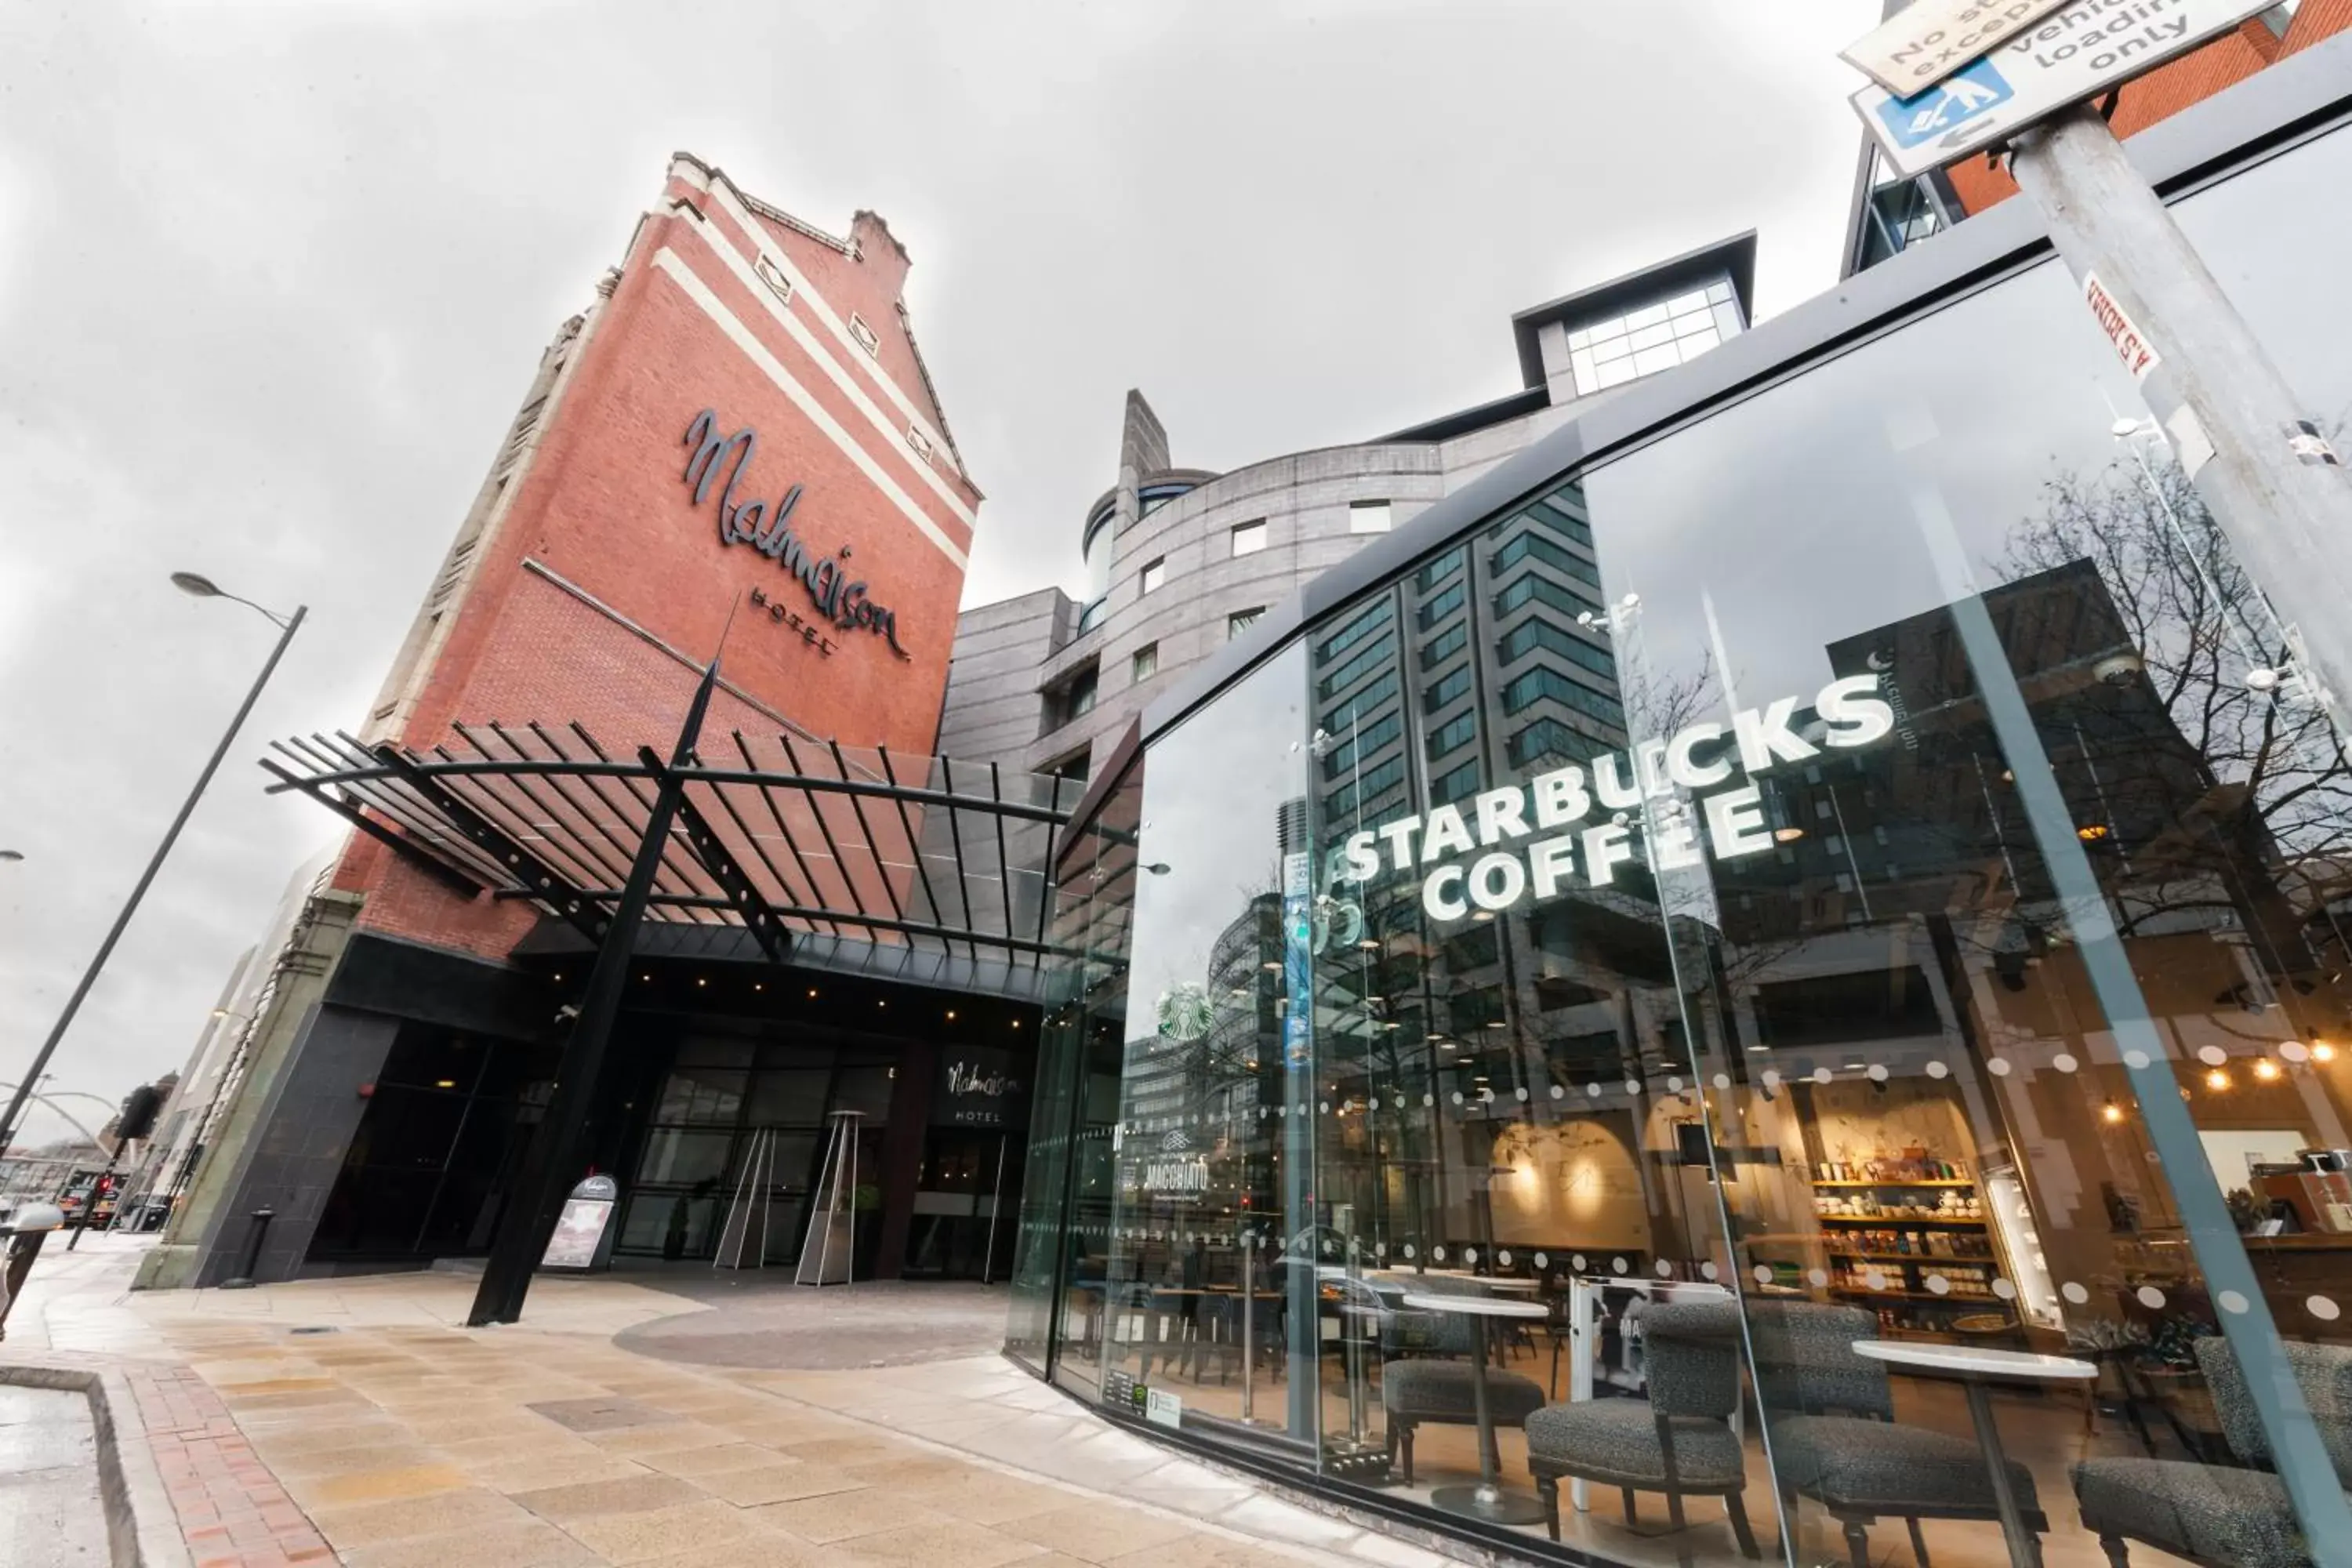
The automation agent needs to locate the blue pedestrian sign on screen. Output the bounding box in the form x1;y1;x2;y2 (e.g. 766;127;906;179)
1873;56;2013;148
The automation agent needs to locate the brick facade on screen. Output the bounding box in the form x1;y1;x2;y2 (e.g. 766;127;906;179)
1947;8;2350;212
332;155;980;960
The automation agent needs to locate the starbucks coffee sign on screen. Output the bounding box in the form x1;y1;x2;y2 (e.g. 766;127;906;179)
1340;675;1896;921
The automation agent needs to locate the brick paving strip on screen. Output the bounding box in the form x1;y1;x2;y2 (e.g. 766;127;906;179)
125;1363;336;1568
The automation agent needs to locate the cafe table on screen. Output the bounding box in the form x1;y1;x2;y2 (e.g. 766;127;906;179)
1851;1340;2096;1568
1401;1292;1551;1525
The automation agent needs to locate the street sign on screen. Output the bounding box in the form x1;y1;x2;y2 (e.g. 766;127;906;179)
1851;0;2278;179
1842;0;2074;96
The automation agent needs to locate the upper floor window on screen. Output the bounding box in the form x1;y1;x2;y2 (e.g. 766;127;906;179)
1140;557;1167;595
848;312;880;358
1132;643;1159;682
1228;608;1265;641
1349;501;1392;535
1231;520;1269;557
1047;662;1098;731
1567;279;1740;396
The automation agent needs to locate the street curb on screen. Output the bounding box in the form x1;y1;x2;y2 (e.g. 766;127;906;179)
0;1356;193;1568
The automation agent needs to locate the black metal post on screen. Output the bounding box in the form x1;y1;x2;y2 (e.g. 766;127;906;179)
219;1206;274;1289
0;605;306;1160
64;1144;123;1251
467;661;722;1327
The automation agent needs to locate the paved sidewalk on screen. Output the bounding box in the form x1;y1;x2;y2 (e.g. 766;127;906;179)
2;1240;1463;1568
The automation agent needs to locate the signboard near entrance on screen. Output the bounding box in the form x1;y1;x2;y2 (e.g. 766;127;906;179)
1849;0;2278;179
934;1047;1026;1128
541;1174;619;1270
1841;0;2074;96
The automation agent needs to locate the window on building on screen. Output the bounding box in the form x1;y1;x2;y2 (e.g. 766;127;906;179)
1427;711;1477;760
1415;581;1467;630
1415;548;1465;593
1498;616;1619;680
1566;279;1740;397
1046;662;1098;731
1349;500;1392;534
1227;608;1265;640
1319;710;1403;780
753;254;793;305
2263;0;2303;34
1319;602;1390;663
1420;622;1468;671
1494;572;1602;621
847;312;880;358
1424;666;1472;713
1231;520;1268;557
1047;750;1091;786
1502;665;1627;727
1140;557;1166;594
1429;759;1481;807
1316;634;1396;702
1131;643;1158;682
1490;530;1602;587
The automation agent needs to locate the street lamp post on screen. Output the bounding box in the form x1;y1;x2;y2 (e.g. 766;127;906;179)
0;575;306;1162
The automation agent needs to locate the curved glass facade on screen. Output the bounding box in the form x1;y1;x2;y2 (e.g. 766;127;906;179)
1012;114;2352;1568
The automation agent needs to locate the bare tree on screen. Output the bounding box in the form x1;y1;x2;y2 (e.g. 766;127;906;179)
2001;453;2352;973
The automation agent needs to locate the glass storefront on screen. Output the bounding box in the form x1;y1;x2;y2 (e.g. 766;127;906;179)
1009;111;2352;1568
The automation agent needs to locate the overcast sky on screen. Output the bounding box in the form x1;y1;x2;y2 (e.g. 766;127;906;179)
0;0;1878;1148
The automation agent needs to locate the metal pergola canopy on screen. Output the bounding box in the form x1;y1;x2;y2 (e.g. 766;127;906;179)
262;722;1083;968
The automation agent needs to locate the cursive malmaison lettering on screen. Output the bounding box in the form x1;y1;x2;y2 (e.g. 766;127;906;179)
946;1060;1022;1099
681;409;910;659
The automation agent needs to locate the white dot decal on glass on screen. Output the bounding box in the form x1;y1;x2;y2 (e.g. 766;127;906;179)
2198;1046;2228;1067
1319;1102;1329;1114
1754;1265;1774;1286
1450;1091;1464;1105
1926;1061;1950;1080
1657;1259;1675;1279
2136;1286;2167;1309
1762;1070;1783;1090
1465;1248;1479;1265
1573;1254;1588;1271
1867;1065;1889;1083
2218;1290;2249;1315
1714;1073;1732;1090
1701;1261;1719;1280
1498;1250;1512;1267
1480;1087;1495;1103
2054;1053;2079;1074
1515;1086;1529;1102
1864;1269;1888;1290
1551;1085;1566;1100
1403;1244;1416;1259
1990;1058;2013;1077
2125;1049;2153;1069
1260;1108;1269;1120
1626;1079;1643;1095
1534;1252;1549;1269
1432;1247;1447;1262
1611;1256;1628;1275
1377;1242;1388;1258
1587;1083;1604;1098
1368;1096;1380;1111
1423;1093;1436;1106
2063;1281;2090;1305
2282;1041;2311;1064
1809;1269;1830;1288
1667;1076;1683;1092
2310;1295;2342;1322
1926;1275;1951;1295
1813;1068;1834;1085
1992;1278;2017;1301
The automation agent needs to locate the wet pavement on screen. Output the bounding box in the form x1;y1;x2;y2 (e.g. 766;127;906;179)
0;1385;110;1568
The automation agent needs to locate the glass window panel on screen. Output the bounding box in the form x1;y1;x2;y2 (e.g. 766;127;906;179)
1595;357;1639;390
1624;301;1671;329
1631;341;1683;376
634;1128;734;1187
1628;320;1677;353
1667;289;1709;317
1566;326;1592;350
1349;501;1392;534
1231;520;1268;557
1706;278;1733;303
1712;301;1744;339
1570;348;1599;392
1592;335;1635;365
1676;325;1722;355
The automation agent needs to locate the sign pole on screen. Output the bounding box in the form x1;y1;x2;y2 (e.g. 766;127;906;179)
2006;103;2352;742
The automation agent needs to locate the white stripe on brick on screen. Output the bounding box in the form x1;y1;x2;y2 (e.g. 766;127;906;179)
650;248;969;572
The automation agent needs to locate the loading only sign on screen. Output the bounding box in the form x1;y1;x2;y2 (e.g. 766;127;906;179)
1850;0;2280;179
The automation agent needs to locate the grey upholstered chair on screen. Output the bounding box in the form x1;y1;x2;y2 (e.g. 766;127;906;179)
1523;1298;1763;1555
2073;1335;2352;1568
1380;1273;1547;1485
1747;1300;2048;1568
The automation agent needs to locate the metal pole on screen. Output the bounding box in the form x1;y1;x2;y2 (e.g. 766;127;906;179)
981;1133;1007;1285
467;660;722;1327
0;606;306;1160
64;1145;122;1251
2009;105;2352;743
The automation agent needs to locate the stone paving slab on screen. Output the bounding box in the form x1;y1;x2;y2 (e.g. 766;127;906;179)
2;1239;1468;1568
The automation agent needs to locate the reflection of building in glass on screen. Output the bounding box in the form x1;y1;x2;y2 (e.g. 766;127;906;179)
939;241;1753;788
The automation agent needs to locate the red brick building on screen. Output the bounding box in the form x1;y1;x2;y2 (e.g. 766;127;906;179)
343;153;982;960
150;156;1051;1294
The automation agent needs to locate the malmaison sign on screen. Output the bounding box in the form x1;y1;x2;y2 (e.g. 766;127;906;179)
681;408;911;660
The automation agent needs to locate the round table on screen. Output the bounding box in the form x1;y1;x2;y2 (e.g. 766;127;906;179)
1853;1340;2096;1568
1402;1293;1551;1525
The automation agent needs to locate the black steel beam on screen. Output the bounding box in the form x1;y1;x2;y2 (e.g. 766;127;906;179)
258;759;485;898
660;759;793;967
370;743;609;945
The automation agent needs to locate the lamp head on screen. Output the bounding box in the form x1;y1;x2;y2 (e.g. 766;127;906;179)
170;572;224;598
9;1201;65;1232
